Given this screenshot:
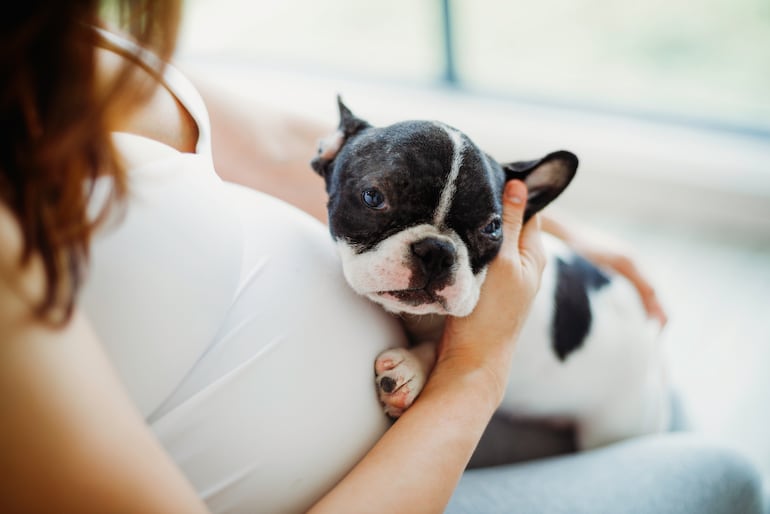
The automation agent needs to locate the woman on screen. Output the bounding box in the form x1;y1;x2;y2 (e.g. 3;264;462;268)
0;2;763;513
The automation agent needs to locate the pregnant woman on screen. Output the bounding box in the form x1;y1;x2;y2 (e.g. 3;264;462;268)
0;2;763;513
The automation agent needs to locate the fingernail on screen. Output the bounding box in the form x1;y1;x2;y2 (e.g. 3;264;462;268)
505;181;525;204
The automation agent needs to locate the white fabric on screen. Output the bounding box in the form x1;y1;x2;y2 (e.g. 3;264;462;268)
80;42;405;513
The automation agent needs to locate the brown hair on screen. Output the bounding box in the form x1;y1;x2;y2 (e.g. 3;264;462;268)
0;0;181;323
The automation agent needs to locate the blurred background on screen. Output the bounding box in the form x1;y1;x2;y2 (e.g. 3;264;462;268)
176;0;770;489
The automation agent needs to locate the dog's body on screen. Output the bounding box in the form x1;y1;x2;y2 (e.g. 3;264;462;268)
312;99;669;449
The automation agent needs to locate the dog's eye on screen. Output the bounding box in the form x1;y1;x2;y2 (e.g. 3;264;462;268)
362;189;386;210
481;217;502;240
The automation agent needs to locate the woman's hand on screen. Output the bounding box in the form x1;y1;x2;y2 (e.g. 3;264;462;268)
541;213;668;328
436;179;547;406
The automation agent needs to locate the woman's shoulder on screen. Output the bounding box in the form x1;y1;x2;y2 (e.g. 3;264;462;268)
0;201;46;307
0;201;23;272
97;47;199;154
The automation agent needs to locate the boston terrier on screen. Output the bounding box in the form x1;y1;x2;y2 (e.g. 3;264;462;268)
311;98;669;449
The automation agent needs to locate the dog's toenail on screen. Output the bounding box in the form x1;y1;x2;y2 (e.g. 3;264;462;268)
380;376;397;393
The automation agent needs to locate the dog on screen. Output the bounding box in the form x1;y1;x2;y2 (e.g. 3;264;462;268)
311;98;669;449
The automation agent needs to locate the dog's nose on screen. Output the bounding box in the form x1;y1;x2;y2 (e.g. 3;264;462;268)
411;238;456;281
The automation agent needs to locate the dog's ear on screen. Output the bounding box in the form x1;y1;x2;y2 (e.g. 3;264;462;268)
503;150;578;222
310;96;371;177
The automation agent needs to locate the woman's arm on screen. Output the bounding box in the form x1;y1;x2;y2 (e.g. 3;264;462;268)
541;211;668;326
0;206;209;514
311;180;545;513
187;71;331;222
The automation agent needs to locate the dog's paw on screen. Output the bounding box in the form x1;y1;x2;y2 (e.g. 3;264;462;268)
374;348;428;418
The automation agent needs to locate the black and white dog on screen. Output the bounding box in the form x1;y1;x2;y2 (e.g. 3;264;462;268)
312;98;669;449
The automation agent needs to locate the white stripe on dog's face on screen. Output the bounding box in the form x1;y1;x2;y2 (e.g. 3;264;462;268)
336;223;483;316
432;124;465;227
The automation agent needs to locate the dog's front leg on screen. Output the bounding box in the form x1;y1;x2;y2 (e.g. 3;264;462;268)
375;342;437;418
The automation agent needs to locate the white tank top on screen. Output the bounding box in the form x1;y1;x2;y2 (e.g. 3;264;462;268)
80;30;405;513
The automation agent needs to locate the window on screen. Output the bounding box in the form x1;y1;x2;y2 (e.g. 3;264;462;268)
179;0;442;84
179;0;770;138
450;0;770;136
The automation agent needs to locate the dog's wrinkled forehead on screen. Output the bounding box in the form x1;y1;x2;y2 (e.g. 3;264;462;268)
328;120;503;252
335;120;454;189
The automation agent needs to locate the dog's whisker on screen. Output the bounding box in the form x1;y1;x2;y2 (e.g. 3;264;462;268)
387;377;413;396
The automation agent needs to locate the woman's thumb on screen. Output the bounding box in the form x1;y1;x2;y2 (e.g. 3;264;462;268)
501;180;528;242
502;180;546;274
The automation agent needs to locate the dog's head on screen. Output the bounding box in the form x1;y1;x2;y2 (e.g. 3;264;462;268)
312;97;578;316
